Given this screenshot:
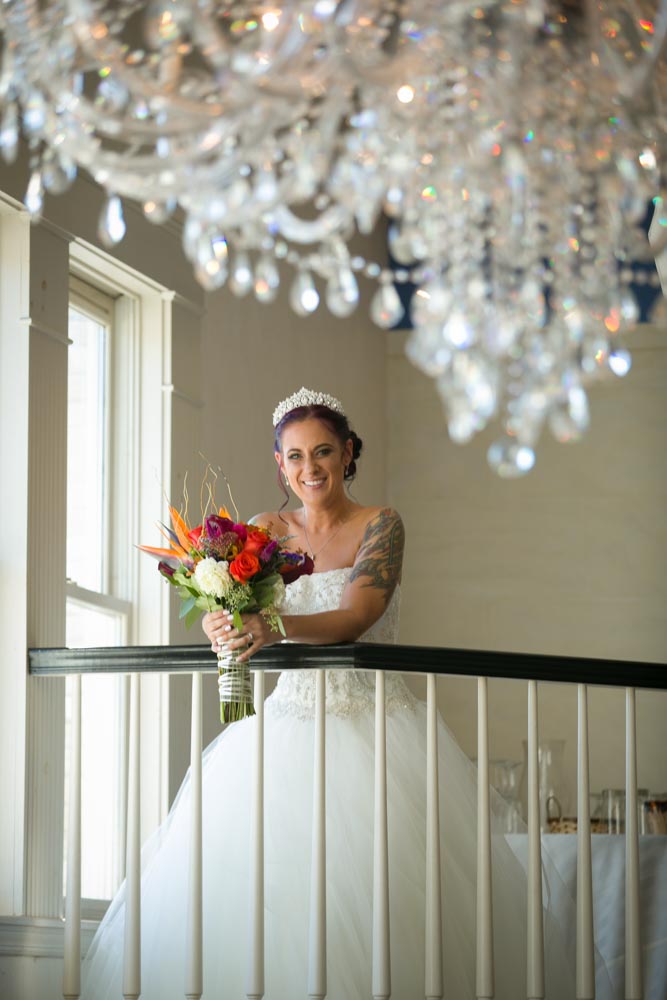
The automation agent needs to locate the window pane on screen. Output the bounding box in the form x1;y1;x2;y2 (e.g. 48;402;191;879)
64;602;125;901
67;308;107;592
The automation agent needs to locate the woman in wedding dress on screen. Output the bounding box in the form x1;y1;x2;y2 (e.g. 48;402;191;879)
82;387;608;1000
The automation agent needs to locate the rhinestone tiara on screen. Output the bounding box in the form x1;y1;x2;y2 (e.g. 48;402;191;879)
272;387;346;427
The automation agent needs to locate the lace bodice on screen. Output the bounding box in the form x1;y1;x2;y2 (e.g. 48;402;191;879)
268;567;416;719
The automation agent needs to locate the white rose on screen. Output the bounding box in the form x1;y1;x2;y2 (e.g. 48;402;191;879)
194;558;233;600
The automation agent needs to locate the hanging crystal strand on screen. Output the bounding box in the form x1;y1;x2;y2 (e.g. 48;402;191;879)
98;194;127;246
229;251;253;297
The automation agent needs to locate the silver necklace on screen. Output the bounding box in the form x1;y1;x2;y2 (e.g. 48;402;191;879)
302;508;361;563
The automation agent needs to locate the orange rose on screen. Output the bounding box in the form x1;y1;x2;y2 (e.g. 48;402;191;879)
243;529;271;556
229;551;261;583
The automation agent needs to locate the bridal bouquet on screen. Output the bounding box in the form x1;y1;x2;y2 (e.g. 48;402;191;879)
140;503;313;723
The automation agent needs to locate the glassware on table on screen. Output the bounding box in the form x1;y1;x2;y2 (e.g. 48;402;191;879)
644;794;667;834
473;758;524;833
600;788;650;834
519;739;566;833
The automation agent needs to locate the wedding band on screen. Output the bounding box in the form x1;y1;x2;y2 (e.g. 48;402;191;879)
246;632;254;644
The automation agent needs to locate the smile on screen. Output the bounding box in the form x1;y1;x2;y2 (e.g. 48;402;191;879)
303;479;326;487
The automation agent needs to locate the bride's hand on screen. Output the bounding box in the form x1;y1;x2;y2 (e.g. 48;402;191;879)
202;610;231;652
211;612;277;662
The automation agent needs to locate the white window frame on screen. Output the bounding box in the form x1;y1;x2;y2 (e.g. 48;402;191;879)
0;201;174;957
65;277;133;915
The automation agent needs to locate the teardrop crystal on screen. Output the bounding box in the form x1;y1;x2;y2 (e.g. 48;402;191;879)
24;171;44;218
290;271;320;316
143;199;176;224
42;157;76;195
487;439;536;478
254;255;280;303
229;252;253;297
98;195;127;246
325;268;359;318
370;283;403;329
0;103;19;164
193;230;228;290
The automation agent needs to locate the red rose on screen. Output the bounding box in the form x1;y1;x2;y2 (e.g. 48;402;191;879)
229;551;261;584
243;529;271;556
188;524;203;547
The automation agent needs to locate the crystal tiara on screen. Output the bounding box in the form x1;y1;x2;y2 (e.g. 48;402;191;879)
272;387;346;427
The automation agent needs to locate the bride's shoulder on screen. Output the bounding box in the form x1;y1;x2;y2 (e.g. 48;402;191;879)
356;505;404;535
249;510;297;537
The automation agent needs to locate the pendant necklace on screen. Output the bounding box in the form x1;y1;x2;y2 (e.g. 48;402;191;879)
302;508;362;563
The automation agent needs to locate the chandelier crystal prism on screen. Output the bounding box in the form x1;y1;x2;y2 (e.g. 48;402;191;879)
1;0;666;474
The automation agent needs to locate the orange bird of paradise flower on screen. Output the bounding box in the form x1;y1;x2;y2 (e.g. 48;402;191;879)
138;504;232;570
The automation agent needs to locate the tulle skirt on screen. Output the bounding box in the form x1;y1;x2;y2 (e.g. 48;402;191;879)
81;689;609;1000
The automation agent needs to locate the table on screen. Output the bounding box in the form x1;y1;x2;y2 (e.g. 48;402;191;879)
507;834;667;999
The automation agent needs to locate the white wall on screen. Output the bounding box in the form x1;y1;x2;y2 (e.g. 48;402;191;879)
387;325;667;814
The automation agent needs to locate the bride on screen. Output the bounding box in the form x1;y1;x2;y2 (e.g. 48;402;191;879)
82;387;594;999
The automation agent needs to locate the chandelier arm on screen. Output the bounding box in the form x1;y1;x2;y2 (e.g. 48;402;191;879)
65;0;335;98
271;205;355;245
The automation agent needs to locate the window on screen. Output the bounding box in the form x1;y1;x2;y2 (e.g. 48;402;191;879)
64;280;131;909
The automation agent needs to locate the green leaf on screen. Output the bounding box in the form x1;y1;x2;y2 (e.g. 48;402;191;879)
178;594;197;619
232;610;243;631
183;604;201;629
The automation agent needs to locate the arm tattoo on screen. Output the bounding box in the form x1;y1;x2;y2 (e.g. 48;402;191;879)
349;508;405;605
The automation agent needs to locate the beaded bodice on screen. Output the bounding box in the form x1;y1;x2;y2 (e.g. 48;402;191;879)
268;567;416;719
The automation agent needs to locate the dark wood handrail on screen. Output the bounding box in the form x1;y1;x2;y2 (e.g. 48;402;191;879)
27;643;667;690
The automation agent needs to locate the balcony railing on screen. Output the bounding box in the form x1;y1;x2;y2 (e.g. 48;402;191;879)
29;643;667;1000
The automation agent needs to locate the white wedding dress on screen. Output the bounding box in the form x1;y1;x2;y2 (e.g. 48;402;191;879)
82;568;610;1000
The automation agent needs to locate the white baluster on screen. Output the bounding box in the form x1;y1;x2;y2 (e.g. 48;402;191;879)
425;674;443;1000
247;671;265;1000
373;670;391;1000
476;677;494;1000
186;672;203;1000
526;680;545;1000
123;674;141;1000
116;675;130;886
308;670;326;1000
625;688;642;1000
63;675;81;1000
576;684;595;999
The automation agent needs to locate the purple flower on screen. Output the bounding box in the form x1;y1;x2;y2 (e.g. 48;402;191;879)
158;561;175;578
232;522;248;543
260;539;278;562
279;551;315;585
205;514;235;539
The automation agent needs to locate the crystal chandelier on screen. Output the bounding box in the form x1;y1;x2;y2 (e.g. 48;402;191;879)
1;1;666;475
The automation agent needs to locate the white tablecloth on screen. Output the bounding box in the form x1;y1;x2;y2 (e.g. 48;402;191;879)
507;834;667;1000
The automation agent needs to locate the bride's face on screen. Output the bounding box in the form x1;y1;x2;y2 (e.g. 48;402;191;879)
276;418;352;506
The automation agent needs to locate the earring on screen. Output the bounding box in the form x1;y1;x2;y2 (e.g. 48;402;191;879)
284;475;290;488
